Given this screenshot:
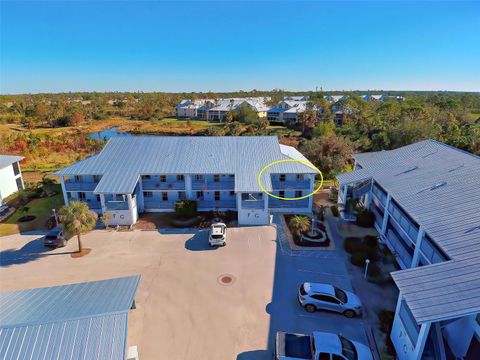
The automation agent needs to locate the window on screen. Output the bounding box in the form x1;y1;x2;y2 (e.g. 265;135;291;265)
295;191;302;198
78;192;86;200
214;191;220;201
75;175;82;182
196;191;203;199
16;178;23;190
313;295;340;304
143;175;151;180
12;162;20;176
279;191;285;198
279;174;286;182
296;174;304;181
332;355;344;360
96;195;101;202
419;234;449;265
195;175;203;181
176;175;184;181
319;353;330;360
213;175;220;182
93;175;101;182
230;191;235;196
67;192;72;200
178;192;186;200
399;300;420;343
162;192;168;201
143;191;153;198
160;175;167;182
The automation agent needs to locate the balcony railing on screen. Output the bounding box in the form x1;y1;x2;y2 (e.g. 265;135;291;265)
144;200;175;209
197;200;236;209
241;200;264;209
142;180;185;190
271;180;311;190
82;200;101;210
65;181;98;192
269;199;309;209
192;180;234;190
105;201;129;211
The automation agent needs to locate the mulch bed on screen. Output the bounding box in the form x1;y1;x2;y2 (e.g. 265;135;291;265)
71;248;92;258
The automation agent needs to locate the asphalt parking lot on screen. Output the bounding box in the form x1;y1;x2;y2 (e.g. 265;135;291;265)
0;219;369;360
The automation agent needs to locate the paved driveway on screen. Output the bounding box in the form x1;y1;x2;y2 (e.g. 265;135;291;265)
0;219;368;360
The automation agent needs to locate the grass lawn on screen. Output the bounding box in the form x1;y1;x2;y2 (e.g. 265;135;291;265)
0;192;64;237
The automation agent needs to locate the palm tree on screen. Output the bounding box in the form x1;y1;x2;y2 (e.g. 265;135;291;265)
289;215;311;237
58;201;98;253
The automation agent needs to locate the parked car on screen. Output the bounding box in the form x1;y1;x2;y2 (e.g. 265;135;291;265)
208;222;227;247
275;331;373;360
43;226;67;248
298;282;362;318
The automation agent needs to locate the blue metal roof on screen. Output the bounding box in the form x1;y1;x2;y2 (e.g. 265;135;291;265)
0;275;140;360
337;139;480;323
55;136;316;194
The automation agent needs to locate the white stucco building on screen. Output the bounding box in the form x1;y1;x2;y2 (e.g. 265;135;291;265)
0;155;24;205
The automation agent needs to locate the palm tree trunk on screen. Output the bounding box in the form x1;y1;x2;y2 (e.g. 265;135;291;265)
77;233;82;253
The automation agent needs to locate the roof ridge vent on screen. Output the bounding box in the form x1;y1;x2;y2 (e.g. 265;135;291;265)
395;165;418;176
421;149;439;158
416;181;448;194
465;225;480;234
448;163;465;173
430;181;447;191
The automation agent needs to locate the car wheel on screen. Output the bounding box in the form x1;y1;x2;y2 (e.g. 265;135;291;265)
221;243;226;247
343;310;356;318
305;304;316;313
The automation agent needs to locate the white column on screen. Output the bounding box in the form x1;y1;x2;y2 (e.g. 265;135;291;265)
413;322;432;360
381;193;392;235
411;227;425;268
99;194;106;213
341;184;348;205
185;175;193;199
60;176;69;205
308;174;314;211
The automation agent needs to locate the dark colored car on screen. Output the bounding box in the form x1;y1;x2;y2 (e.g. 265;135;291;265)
44;226;67;248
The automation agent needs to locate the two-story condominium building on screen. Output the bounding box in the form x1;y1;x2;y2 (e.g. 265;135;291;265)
55;136;316;226
336;140;480;360
0;155;24;205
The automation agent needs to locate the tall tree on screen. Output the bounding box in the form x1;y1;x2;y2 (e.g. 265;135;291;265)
58;201;98;253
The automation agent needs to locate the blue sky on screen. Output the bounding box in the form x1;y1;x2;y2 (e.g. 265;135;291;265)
1;1;479;94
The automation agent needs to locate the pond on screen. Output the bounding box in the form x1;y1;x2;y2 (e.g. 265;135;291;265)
89;127;133;140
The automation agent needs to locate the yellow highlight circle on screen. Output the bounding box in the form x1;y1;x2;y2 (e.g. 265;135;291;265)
257;159;324;200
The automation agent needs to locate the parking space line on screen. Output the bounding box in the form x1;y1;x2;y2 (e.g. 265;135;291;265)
297;269;350;278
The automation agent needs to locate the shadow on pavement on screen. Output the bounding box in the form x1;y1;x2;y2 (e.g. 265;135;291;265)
184;231;218;251
0;237;52;267
236;350;272;360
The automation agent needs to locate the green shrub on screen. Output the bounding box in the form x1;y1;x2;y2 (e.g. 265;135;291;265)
356;210;375;227
378;310;395;333
174;200;197;218
330;205;339;217
367;262;381;277
364;235;378;248
350;251;370;267
343;237;363;253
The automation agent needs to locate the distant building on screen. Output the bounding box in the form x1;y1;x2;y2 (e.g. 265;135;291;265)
0;155;24;205
336;140;480;360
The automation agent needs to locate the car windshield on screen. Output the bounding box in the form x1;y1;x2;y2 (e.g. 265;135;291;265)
334;287;347;303
45;235;58;240
340;336;357;360
211;234;224;239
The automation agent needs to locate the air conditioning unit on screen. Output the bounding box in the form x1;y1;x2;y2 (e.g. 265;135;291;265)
127;345;139;360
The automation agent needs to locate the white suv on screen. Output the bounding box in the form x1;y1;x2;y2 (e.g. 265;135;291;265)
209;223;227;247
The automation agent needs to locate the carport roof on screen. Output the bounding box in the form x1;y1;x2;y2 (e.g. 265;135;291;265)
0;275;140;360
